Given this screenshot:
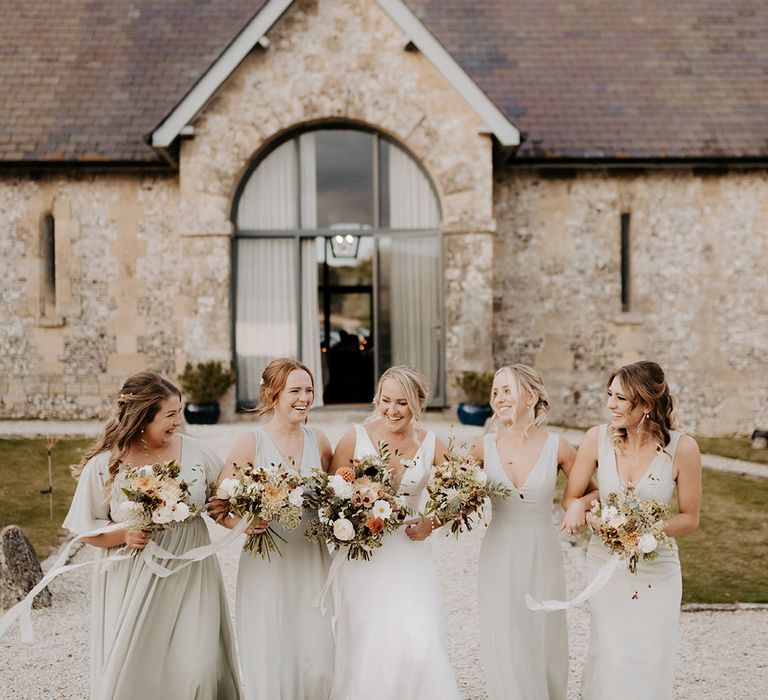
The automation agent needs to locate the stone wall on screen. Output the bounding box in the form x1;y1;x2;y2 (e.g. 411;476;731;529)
493;168;768;435
0;172;234;418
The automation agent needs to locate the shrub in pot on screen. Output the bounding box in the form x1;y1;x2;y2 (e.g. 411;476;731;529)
454;370;494;426
178;361;235;425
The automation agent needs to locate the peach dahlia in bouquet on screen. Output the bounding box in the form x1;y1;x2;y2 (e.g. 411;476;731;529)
216;462;305;560
304;443;410;561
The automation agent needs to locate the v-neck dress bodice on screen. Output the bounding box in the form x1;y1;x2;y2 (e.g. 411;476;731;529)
329;425;460;700
353;424;433;513
478;432;568;700
581;425;683;700
236;425;333;700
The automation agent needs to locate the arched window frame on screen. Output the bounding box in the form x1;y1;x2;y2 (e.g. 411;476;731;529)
231;124;445;407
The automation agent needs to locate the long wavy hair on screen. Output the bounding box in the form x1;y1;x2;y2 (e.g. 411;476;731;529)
254;358;315;419
492;364;550;435
74;371;181;491
609;361;679;451
368;365;429;426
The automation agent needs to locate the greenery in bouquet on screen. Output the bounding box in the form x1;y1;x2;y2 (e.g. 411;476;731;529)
588;482;671;574
304;442;411;561
424;447;511;536
216;462;305;560
115;459;198;531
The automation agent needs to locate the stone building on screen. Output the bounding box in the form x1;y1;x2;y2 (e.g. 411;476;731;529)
1;0;766;435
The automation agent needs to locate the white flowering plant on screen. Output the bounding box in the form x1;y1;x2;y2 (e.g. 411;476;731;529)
115;460;198;532
423;447;511;537
588;482;671;574
304;442;410;561
215;462;305;560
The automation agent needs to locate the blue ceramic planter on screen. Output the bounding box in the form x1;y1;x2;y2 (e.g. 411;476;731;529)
184;401;221;425
457;402;493;426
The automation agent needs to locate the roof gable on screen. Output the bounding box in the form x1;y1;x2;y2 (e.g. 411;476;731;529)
150;0;520;149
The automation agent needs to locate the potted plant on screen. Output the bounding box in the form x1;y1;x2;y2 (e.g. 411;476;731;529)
178;360;235;425
454;370;494;426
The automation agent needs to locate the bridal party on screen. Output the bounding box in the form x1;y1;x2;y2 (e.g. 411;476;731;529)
21;358;699;700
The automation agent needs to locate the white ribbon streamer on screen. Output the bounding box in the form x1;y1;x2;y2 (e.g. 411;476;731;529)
0;522;129;643
526;553;621;612
0;516;249;642
313;550;347;639
138;517;249;578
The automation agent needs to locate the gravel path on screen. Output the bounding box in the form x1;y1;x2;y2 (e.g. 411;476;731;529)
1;421;766;699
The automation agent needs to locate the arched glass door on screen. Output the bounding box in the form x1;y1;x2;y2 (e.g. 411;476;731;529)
233;127;443;406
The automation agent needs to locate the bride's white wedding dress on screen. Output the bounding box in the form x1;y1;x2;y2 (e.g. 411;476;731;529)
328;425;461;700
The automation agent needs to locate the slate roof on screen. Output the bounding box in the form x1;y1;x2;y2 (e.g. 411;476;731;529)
1;0;767;164
0;0;267;163
408;0;768;160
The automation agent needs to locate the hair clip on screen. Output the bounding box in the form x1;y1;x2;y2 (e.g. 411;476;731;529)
259;377;265;386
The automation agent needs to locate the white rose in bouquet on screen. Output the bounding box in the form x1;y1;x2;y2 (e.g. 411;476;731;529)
328;474;354;500
288;486;305;508
172;502;190;522
473;468;488;486
638;533;659;553
607;513;627;529
217;478;241;500
333;517;355;541
152;505;175;525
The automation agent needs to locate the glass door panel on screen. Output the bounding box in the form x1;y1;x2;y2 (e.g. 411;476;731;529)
318;236;375;404
376;233;444;403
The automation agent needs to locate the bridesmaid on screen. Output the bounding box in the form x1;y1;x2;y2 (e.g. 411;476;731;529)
562;361;702;699
210;358;334;700
471;364;582;700
63;371;241;700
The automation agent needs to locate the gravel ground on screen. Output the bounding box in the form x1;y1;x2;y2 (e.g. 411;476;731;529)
1;421;766;699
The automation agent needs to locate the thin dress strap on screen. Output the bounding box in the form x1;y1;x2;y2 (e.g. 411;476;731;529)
353;424;377;461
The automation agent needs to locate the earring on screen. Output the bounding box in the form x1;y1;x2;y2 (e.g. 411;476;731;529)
636;412;649;434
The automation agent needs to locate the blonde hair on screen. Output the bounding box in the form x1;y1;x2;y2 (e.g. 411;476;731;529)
609;361;679;451
492;364;550;434
255;358;315;418
369;366;429;425
75;371;181;490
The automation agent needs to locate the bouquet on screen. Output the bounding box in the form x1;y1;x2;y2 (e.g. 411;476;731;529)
304;443;410;561
216;462;305;559
423;449;511;536
588;483;671;574
116;460;198;530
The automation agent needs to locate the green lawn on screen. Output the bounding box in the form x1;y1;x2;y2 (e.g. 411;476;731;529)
0;438;90;559
693;435;768;466
679;468;768;603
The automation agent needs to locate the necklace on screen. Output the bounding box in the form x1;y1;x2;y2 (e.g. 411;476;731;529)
140;436;167;462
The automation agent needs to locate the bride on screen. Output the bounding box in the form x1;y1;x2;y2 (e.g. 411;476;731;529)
327;366;461;700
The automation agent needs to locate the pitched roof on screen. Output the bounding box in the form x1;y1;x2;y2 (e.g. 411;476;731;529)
408;0;768;160
0;0;267;163
2;0;767;163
